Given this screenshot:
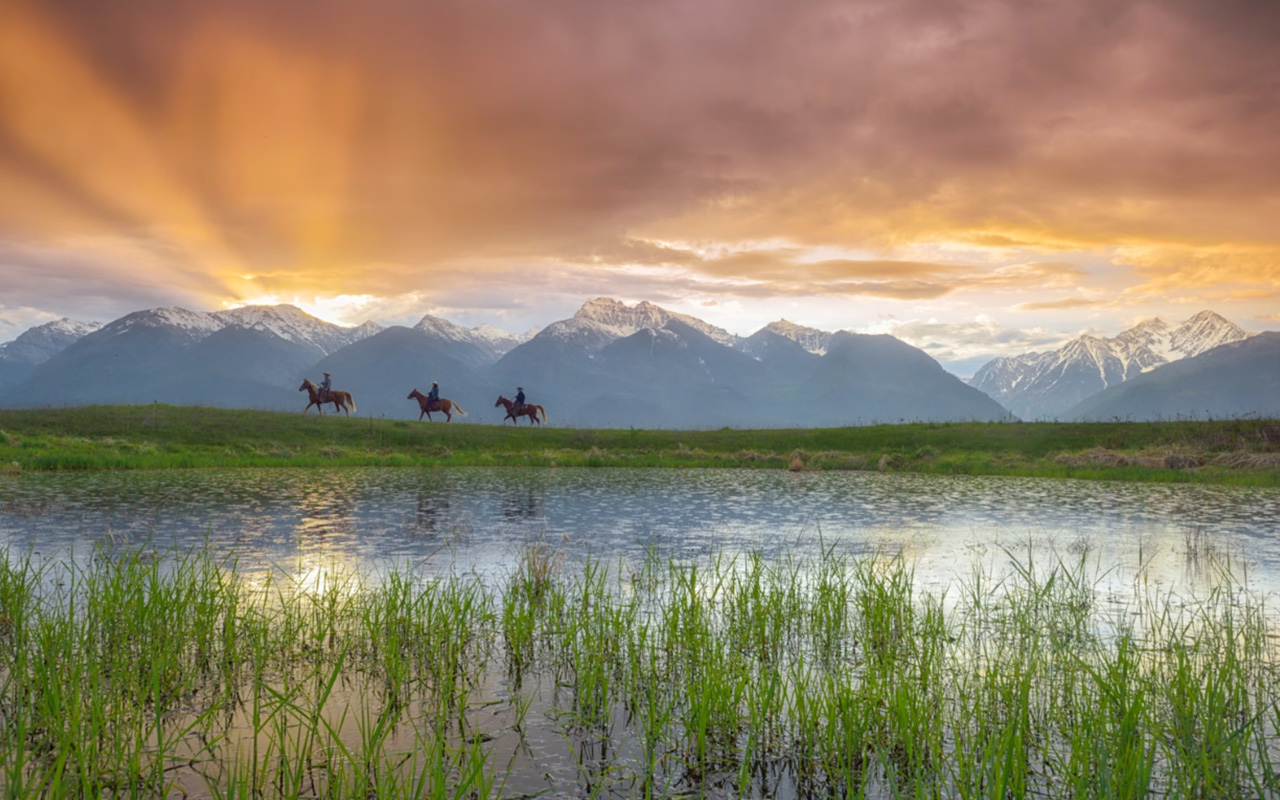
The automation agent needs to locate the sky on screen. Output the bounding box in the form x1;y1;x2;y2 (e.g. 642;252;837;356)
1;0;1278;374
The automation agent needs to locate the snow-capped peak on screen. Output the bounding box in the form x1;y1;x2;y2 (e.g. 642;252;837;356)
214;304;378;355
969;309;1256;420
553;297;737;348
349;320;385;339
114;307;225;336
1169;310;1251;358
573;297;670;334
40;318;103;338
762;319;834;355
414;315;537;359
414;314;474;341
0;318;103;366
471;323;539;352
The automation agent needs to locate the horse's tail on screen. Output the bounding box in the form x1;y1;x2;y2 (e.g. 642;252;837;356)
347;394;356;412
539;406;547;424
454;403;467;416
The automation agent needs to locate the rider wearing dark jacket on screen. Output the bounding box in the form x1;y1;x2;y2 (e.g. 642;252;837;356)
427;382;440;408
514;387;526;415
320;372;332;402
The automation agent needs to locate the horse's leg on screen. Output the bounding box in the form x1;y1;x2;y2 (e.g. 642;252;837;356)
418;409;426;421
444;410;451;422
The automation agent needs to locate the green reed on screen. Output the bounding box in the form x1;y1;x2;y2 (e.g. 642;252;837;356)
2;540;1280;799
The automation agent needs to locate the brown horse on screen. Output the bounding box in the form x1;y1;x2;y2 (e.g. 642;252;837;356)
495;395;546;425
300;378;357;416
408;389;468;422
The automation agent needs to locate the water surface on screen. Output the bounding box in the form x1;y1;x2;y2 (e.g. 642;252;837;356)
3;467;1278;594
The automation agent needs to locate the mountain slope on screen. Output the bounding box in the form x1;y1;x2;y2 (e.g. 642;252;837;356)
0;318;101;391
412;315;532;367
147;327;318;409
12;309;218;405
970;311;1253;419
575;320;773;427
1065;332;1280;421
312;327;490;420
3;305;385;407
807;332;1014;424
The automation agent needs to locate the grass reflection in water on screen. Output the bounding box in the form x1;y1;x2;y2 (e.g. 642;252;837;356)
1;541;1278;799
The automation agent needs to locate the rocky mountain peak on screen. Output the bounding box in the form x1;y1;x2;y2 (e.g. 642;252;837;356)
215;304;379;355
0;318;103;366
762;319;834;355
1169;310;1250;358
969;309;1256;419
573;297;668;330
414;314;535;360
553;297;736;349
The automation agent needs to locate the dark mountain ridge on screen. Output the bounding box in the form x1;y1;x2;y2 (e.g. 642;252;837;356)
3;299;1018;426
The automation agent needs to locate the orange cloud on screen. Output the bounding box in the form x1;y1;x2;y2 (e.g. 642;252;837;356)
0;0;1278;320
1016;298;1111;312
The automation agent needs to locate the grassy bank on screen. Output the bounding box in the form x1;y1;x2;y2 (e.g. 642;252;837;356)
2;544;1277;798
0;405;1278;484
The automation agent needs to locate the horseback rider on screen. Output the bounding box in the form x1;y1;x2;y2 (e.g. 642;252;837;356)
427;381;440;410
319;372;332;403
513;386;526;416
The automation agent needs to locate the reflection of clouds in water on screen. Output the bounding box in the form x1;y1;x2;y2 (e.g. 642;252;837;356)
0;468;1277;596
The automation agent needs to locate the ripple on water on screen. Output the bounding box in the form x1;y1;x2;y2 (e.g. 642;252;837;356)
1;467;1279;594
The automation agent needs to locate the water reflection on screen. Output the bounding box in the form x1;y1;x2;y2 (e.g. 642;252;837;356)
503;488;545;521
414;490;452;535
1;468;1279;596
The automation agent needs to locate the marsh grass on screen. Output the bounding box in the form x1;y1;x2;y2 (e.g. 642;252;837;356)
2;541;1279;798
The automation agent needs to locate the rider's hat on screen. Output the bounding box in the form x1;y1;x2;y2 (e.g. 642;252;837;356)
517;386;523;390
432;381;438;386
323;372;330;376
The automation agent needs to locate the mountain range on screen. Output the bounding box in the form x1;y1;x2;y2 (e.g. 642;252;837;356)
1;300;1272;425
968;311;1255;420
0;299;1011;426
0;318;102;392
1065;331;1280;421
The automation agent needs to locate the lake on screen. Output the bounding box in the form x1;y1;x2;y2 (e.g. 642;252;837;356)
3;468;1280;799
3;467;1280;593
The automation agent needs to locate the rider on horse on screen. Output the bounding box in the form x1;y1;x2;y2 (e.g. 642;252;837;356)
427;382;440;410
513;387;526;416
320;372;332;403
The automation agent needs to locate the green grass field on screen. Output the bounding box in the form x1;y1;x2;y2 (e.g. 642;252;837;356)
0;404;1278;484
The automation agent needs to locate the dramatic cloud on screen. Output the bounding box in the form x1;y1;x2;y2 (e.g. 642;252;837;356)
862;315;1067;365
0;0;1278;342
1015;298;1112;312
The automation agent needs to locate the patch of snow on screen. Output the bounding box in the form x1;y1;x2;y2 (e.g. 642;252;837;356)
763;319;833;355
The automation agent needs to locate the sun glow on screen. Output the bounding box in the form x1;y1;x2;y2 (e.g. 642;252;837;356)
223;294;378;326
